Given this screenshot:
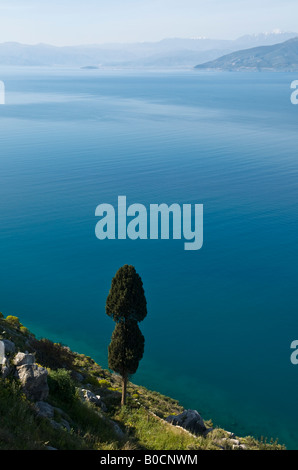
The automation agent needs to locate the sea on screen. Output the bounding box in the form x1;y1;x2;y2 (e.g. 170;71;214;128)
0;66;298;449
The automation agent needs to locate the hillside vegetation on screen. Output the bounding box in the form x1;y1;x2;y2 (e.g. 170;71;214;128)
0;312;285;451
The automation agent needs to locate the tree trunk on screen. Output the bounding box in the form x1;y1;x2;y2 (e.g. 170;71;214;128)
121;374;127;406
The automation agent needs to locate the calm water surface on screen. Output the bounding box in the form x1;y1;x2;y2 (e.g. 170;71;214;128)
0;67;298;448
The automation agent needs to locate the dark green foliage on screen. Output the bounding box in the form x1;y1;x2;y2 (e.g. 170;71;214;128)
48;369;76;404
106;265;147;406
30;338;76;370
108;320;145;378
5;316;22;329
106;265;147;323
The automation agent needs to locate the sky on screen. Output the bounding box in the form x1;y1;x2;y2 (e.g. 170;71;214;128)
0;0;297;46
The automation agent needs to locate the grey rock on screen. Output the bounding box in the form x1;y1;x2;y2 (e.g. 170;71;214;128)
13;352;35;367
35;402;71;432
1;357;12;378
49;419;62;431
15;363;49;401
60;418;71;432
49;418;71;432
2;339;15;355
79;388;107;411
221;438;241;446
0;340;15;377
229;438;241;446
166;409;207;435
232;444;247;450
72;371;84;383
35;401;55;419
110;420;125;439
218;437;247;450
81;388;100;404
99;400;108;412
0;340;4;365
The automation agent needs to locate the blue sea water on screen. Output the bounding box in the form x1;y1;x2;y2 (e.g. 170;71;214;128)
0;67;298;448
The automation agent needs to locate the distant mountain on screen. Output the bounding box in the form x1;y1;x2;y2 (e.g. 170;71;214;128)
234;30;298;47
0;32;297;68
195;37;298;71
0;42;137;67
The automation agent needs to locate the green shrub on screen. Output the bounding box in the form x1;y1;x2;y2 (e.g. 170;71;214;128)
48;369;76;404
98;379;111;388
5;316;22;328
31;338;75;370
19;326;31;337
83;374;99;388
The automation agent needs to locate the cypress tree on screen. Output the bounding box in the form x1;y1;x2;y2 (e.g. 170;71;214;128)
106;265;147;405
106;264;147;323
108;320;144;405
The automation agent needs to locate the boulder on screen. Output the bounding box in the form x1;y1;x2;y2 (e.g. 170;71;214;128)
1;346;49;401
222;438;241;446
15;363;49;401
35;401;55;419
0;340;15;377
80;388;101;405
13;352;35;367
166;409;207;435
79;388;107;411
2;339;15;355
233;444;247;450
35;401;71;432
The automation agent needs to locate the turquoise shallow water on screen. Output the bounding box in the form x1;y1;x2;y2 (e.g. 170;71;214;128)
0;67;298;448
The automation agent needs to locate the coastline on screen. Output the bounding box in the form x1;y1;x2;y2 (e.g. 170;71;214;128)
0;313;286;451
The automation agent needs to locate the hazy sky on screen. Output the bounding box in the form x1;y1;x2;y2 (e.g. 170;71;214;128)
0;0;297;45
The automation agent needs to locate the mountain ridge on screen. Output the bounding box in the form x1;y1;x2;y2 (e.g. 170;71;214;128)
195;36;298;71
0;31;297;68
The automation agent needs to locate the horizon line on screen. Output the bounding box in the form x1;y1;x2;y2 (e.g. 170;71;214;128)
0;30;296;49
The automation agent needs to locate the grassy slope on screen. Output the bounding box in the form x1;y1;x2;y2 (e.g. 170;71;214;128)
0;314;285;451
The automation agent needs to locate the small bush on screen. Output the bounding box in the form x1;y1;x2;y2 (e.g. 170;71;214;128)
48;369;76;404
83;374;100;388
5;316;22;328
20;326;31;337
98;379;111;388
31;338;75;370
